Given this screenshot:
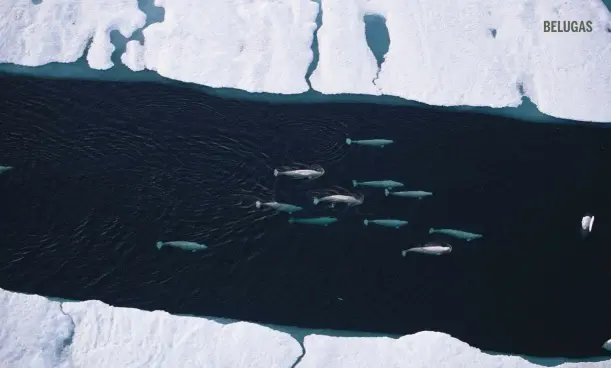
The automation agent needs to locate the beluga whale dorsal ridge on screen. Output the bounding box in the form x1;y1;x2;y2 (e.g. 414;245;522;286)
156;240;208;252
345;138;393;148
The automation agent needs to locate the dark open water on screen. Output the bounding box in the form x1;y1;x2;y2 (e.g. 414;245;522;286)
0;75;610;358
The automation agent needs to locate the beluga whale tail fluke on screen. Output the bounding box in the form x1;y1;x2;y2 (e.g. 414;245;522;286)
156;240;208;252
345;138;393;148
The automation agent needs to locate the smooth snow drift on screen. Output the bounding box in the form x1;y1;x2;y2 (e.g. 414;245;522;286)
1;287;610;368
1;0;610;122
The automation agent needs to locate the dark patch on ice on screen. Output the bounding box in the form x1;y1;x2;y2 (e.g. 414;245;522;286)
517;82;525;96
31;0;42;4
305;0;323;88
606;24;611;33
363;14;390;70
489;28;497;38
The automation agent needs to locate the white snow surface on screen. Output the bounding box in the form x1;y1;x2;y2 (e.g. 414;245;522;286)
298;333;611;368
122;0;319;93
0;0;145;70
2;287;610;368
311;0;611;122
0;0;610;121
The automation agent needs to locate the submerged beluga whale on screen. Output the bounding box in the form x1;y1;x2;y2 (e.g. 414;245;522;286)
0;166;13;174
255;200;303;214
156;241;208;252
345;138;394;148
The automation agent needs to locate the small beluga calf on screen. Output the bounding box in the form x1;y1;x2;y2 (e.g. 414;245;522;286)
385;189;433;199
345;138;394;148
364;219;408;229
581;214;594;238
352;180;404;190
288;216;338;226
255;200;303;214
402;242;452;256
156;240;208;252
0;166;13;175
429;228;482;241
273;164;324;180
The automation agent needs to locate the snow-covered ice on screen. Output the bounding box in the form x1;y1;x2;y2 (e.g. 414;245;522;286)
121;0;319;93
298;332;611;368
0;0;146;70
0;0;610;121
312;0;611;122
1;287;610;368
0;287;302;368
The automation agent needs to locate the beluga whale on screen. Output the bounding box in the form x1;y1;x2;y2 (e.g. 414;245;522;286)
311;187;364;208
352;180;404;190
0;166;13;174
255;201;303;214
288;217;338;226
345;138;393;148
364;219;408;229
402;242;452;256
429;228;482;241
581;214;594;238
273;164;324;180
156;240;208;252
385;189;432;199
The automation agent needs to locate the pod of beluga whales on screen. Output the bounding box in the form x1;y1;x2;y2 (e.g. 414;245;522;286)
262;137;483;257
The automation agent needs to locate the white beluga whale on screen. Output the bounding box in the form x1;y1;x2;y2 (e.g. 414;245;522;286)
402;242;452;256
0;166;13;174
255;201;303;214
345;138;394;148
313;194;364;207
273;164;324;180
156;240;208;252
581;214;594;238
603;338;611;351
429;228;482;241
